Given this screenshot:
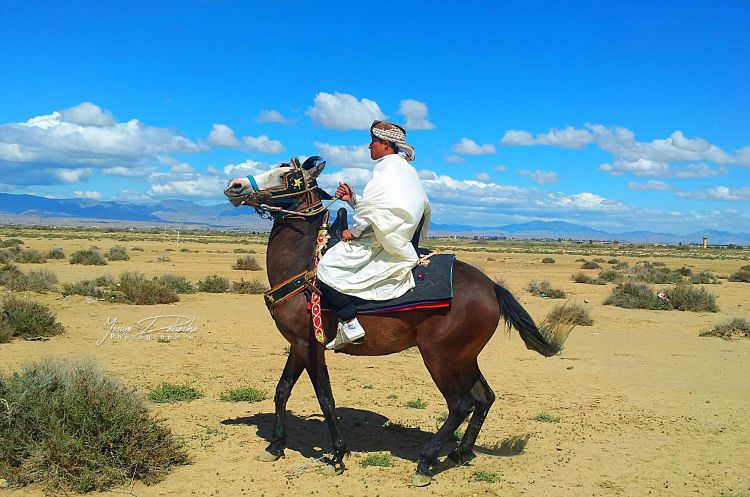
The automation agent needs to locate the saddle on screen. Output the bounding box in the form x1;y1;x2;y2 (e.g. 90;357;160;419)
323;209;453;314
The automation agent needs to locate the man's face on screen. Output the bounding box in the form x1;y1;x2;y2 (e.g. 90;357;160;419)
369;137;390;160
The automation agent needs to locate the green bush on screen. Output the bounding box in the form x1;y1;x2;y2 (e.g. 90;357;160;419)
690;271;721;284
148;383;202;403
526;280;566;298
664;284;719;312
598;269;622;283
62;279;104;298
0;296;64;339
15;248;47;264
69;248;107;265
0;359;188;492
155;274;197;294
360;453;393;467
699;318;750;340
197;274;230;293
233;255;262;271
232;278;268;294
473;470;499;483
541;257;555;264
220;386;267;402
119;272;179;305
604;282;666;310
105;246;129;261
405;398;427;409
46;248;66;259
0;238;24;247
7;269;58;293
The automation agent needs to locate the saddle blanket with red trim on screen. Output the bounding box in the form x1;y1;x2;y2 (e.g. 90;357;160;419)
343;253;455;314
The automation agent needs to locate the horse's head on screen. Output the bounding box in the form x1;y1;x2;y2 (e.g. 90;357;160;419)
225;156;330;217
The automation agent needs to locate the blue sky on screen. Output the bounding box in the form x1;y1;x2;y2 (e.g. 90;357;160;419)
1;1;748;234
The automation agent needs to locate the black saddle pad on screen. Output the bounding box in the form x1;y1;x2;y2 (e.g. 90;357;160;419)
349;252;455;314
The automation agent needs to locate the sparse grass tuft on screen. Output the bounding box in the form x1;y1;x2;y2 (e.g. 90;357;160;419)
198;274;230;293
0;296;64;339
233;248;257;254
405;398;427;409
233;255;262;271
360;453;393;467
148;383;202;403
69;248;107;265
699;318;750;340
0;359;189;492
473;470;499;483
532;412;560;423
220;387;267;402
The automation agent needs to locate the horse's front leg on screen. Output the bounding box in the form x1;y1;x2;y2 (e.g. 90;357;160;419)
307;346;348;474
259;347;305;461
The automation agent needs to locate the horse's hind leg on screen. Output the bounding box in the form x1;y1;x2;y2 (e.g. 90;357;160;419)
261;348;305;461
449;372;495;465
307;347;348;474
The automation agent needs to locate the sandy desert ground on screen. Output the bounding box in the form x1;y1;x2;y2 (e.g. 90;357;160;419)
1;229;749;497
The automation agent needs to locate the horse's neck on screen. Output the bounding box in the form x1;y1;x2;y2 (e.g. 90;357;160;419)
266;215;323;286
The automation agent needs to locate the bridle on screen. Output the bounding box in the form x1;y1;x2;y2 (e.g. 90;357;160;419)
241;157;337;220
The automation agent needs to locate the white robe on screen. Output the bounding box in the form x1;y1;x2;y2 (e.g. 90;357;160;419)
317;154;431;301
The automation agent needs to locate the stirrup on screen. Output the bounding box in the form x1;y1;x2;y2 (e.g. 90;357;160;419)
325;328;364;351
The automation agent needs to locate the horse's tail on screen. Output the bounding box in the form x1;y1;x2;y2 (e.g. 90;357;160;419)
494;284;562;357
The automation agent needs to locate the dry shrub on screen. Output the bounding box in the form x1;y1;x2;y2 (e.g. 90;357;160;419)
233;255;261;271
0;264;23;286
46;248;66;260
665;284;719;312
0;296;64;339
571;272;592;284
728;265;750;283
119;272;179;305
232;278;268;294
541;257;555;264
155;274;196;294
197;274;230;293
7;269;58;293
105;246;129;261
604;282;666;310
69;248;107;266
580;261;600;269
690;271;721;285
546;302;593;326
598;269;623;283
0;359;189;493
15;249;47;264
62;279;105;298
526;280;566;298
699;318;750;340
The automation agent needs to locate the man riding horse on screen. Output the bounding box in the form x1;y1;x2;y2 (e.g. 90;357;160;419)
317;120;431;350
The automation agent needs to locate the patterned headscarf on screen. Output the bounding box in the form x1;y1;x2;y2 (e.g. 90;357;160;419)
370;120;415;161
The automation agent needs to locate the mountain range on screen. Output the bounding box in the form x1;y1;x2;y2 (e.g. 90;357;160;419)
1;192;748;245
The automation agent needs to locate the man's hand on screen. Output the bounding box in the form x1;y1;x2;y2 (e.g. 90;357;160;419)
336;182;354;201
342;229;355;242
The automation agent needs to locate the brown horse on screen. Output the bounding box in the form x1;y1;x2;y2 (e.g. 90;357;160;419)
226;158;567;486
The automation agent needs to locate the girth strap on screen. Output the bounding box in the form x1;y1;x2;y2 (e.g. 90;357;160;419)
263;270;318;311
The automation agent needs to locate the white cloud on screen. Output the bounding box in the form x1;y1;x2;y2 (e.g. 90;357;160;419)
242;135;284;154
598;158;669;177
628;180;672;191
317;167;373;193
398;99;434;130
307;92;385;130
208;123;240;147
223;159;274;178
501;126;593;149
452;137;496;155
418;169;438;180
493;165;508;172
733;146;750;167
256;110;289;124
101;166;152;177
59;102;115;126
674;186;750;201
445;155;464;163
158;156;194;173
314;142;372;169
500;130;534;146
148;175;226;198
517;169;559;185
0;103;204;188
475;172;492;182
73;190;101;199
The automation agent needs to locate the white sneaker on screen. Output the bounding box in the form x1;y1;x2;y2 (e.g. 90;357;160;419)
325;318;365;351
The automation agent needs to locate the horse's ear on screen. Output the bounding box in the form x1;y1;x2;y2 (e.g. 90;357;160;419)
301;156;326;178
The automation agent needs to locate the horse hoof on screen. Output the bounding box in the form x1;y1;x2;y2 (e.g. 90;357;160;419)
322;464;345;476
257;451;282;462
448;449;476;466
412;473;432;487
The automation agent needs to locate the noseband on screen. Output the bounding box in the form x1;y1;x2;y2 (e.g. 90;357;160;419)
243;157;333;220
